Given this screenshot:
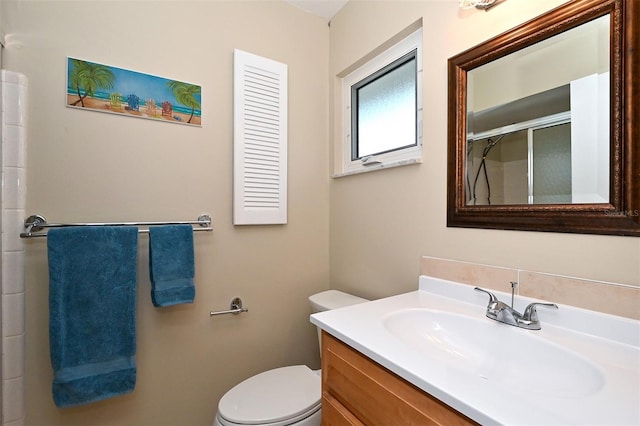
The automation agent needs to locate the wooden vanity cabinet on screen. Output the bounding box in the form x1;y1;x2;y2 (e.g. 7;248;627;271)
321;331;477;426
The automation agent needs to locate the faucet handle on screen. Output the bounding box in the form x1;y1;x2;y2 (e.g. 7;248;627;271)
474;287;498;303
474;287;510;319
522;302;558;322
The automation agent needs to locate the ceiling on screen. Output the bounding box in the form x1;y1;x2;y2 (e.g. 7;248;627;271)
284;0;349;20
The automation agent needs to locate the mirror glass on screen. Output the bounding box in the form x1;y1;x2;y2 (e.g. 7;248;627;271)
465;15;609;206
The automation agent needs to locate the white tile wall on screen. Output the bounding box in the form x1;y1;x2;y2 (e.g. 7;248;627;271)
1;70;27;426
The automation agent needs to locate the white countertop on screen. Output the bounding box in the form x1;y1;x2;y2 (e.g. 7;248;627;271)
310;276;640;425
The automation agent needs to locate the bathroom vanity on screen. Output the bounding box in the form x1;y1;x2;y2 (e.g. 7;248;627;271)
321;331;475;425
311;276;640;425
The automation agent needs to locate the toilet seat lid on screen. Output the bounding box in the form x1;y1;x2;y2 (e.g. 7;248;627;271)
218;365;321;425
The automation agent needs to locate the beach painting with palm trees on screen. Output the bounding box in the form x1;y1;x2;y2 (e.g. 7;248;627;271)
67;57;201;126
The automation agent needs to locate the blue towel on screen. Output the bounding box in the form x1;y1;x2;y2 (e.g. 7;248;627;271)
47;226;138;408
149;225;195;307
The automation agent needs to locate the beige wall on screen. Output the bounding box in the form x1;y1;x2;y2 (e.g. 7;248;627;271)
329;0;639;301
3;1;329;425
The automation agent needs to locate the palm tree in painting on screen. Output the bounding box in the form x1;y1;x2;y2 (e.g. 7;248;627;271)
166;81;201;123
69;59;115;107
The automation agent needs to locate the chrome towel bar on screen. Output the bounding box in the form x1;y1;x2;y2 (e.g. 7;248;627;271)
20;214;213;238
210;297;248;317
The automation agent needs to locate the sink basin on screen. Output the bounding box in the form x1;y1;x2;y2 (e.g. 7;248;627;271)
383;308;605;398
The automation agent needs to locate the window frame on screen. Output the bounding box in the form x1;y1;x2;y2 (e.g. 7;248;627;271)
339;27;423;176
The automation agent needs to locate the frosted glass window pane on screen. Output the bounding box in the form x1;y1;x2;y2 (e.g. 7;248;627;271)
353;57;416;159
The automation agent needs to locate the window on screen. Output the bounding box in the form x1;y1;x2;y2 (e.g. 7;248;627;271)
339;27;422;175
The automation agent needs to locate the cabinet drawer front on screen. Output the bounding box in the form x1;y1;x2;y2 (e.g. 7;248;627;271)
321;332;476;426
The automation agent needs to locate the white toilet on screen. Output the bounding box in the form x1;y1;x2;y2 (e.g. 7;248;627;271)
214;290;368;426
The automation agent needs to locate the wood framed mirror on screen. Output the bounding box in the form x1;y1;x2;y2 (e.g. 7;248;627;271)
447;0;638;236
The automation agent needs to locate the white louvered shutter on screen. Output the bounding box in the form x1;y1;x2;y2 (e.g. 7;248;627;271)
233;49;288;225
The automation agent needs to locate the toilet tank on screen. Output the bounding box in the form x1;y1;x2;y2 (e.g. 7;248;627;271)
309;290;368;358
309;290;368;313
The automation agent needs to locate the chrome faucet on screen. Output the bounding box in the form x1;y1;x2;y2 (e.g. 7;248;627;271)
474;286;558;330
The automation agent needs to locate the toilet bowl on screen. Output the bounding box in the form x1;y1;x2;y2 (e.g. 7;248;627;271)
214;290;368;426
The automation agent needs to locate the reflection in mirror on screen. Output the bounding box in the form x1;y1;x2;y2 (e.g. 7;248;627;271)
468;122;573;205
465;15;609;206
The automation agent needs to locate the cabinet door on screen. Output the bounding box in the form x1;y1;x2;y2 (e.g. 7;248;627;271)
321;394;364;426
321;332;477;426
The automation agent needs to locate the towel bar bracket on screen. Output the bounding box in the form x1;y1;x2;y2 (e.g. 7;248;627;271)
210;297;248;317
197;214;212;228
25;214;47;234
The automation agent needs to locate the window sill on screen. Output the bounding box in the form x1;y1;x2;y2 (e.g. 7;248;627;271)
332;157;422;178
